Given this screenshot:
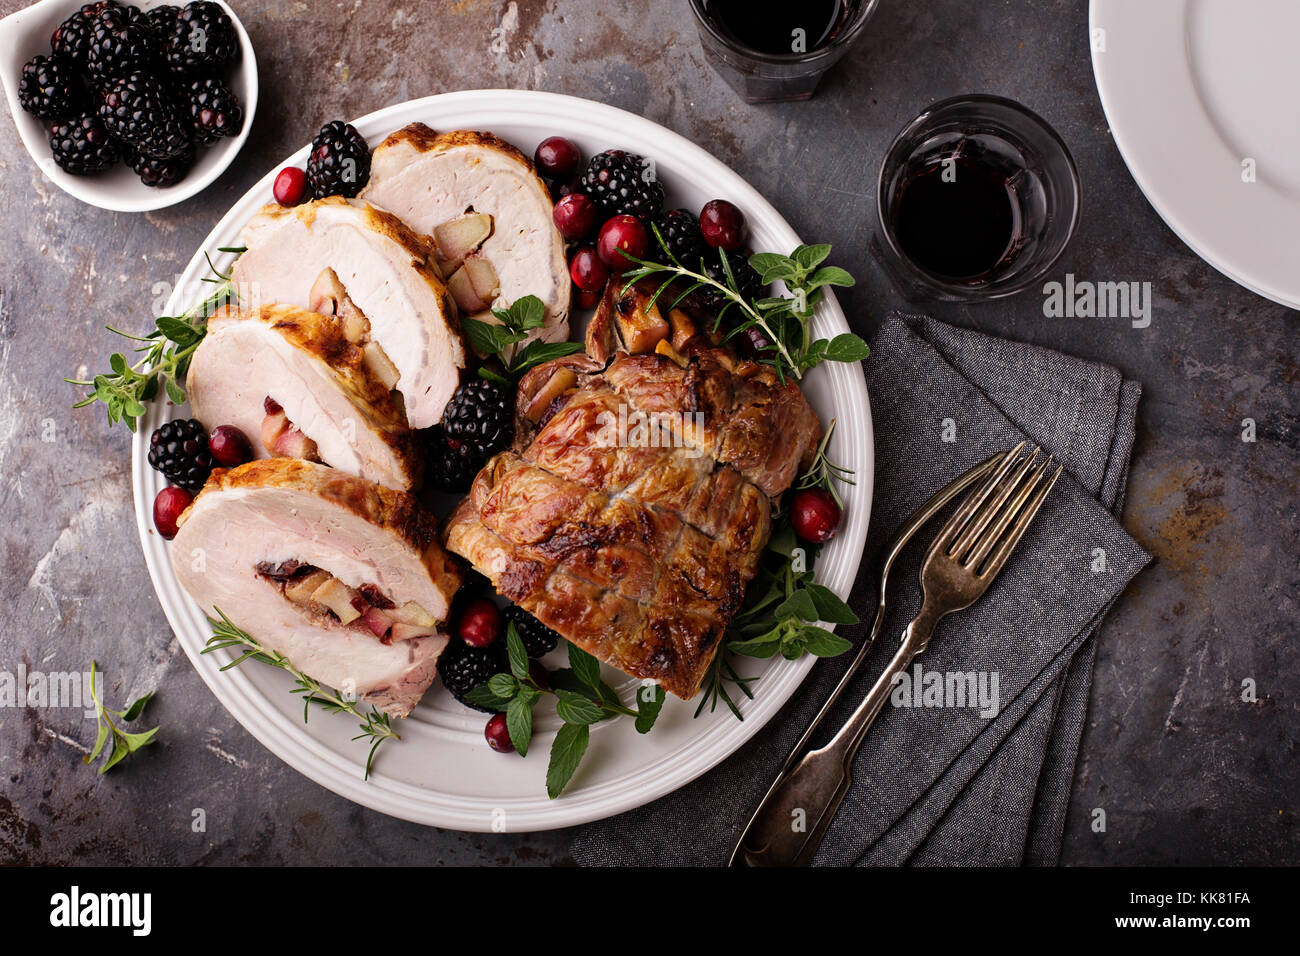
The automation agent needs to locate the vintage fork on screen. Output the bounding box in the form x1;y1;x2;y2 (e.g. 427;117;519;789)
728;442;1063;866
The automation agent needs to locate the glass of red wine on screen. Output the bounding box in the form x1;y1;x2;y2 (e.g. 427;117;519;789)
873;95;1080;301
689;0;881;103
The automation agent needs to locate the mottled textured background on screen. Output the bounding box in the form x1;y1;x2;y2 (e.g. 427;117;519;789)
1;0;1295;865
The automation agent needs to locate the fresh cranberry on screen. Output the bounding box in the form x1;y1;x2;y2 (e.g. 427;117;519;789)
273;166;309;206
153;486;193;540
597;214;650;268
790;488;843;544
208;425;253;467
699;199;747;251
458;597;503;648
573;282;604;309
485;712;514;753
553;177;582;199
553;193;599;241
534;136;582;180
570;246;609;292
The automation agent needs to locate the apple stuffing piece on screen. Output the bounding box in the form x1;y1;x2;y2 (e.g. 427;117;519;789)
434;213;493;274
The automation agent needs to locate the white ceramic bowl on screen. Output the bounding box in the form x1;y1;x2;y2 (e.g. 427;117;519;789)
132;91;875;832
0;0;258;212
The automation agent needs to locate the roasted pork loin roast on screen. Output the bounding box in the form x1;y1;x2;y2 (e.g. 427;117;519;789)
360;124;570;345
444;345;822;699
230;197;463;429
172;459;462;716
187;304;420;491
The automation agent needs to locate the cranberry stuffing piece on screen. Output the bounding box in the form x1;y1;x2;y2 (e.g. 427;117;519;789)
485;712;515;753
699;199;747;251
273;166;310;206
153;486;193;540
596;214;649;268
458;597;503;648
790;488;843;544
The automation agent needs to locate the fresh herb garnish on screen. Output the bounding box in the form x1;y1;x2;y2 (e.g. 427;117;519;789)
68;246;246;431
465;624;666;798
202;609;399;780
795;418;856;507
462;294;584;386
84;661;159;774
621;237;869;382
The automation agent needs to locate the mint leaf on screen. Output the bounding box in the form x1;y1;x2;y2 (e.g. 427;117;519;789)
462;316;525;357
464;683;512;711
487;673;520;699
568;642;602;691
512;339;584;376
634;683;666;734
506;695;533;756
798;625;853;658
554;690;604;726
493;294;546;332
506;623;529;679
774;589;818;622
546;722;590;798
806;583;859;624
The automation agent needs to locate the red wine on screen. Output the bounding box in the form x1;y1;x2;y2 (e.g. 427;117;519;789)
892;155;1021;280
705;0;848;56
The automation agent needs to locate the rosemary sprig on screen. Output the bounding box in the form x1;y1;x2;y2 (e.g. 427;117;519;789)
202;608;399;780
619;234;869;382
67;245;246;431
795;418;856;507
83;661;159;774
692;649;758;721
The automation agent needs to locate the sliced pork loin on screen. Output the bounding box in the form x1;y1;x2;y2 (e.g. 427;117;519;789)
187;304;420;491
172;459;462;717
230;197;463;429
360;124;570;346
444;348;821;699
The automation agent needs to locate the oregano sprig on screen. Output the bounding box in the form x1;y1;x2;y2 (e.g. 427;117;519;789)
68;246;246;431
462;294;584;385
465;624;666;798
83;661;160;774
202;608;399;780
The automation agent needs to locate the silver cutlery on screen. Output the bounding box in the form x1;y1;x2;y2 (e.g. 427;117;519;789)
729;443;1062;866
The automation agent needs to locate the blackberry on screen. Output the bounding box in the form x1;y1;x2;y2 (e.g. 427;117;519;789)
306;120;371;198
128;143;194;187
48;114;120;175
18;56;85;120
652;207;706;268
504;605;560;660
163;1;238;74
442;379;513;460
185;76;242;143
147;418;214;491
427;425;481;494
437;638;507;712
98;71;192;158
699;248;765;316
581;149;665;219
140;3;181;38
50;2;123;69
86;5;159;79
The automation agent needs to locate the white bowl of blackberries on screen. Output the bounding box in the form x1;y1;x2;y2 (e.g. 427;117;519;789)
0;0;257;211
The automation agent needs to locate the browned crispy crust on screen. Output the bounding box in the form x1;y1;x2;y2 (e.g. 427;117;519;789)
212;303;422;487
373;123;540;179
192;458;460;592
444;347;818;699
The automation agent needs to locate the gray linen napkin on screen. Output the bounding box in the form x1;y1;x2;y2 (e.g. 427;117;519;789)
569;313;1150;866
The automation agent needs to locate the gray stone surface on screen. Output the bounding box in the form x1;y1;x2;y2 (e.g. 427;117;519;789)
1;0;1295;866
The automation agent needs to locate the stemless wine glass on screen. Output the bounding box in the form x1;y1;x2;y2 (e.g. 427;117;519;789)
688;0;881;103
873;95;1081;301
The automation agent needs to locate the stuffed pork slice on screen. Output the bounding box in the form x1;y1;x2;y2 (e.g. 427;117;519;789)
360;125;570;344
230;197;463;429
171;459;463;717
187;305;420;491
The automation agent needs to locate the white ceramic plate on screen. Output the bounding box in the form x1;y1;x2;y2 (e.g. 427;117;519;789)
131;90;874;832
1090;0;1300;310
0;0;258;212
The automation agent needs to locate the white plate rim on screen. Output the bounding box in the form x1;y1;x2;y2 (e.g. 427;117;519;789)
1089;0;1300;311
129;89;874;832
